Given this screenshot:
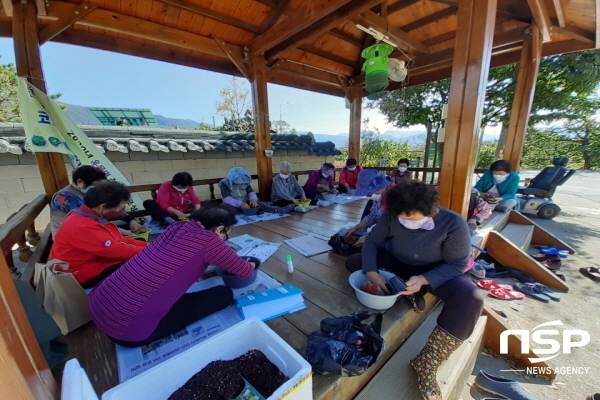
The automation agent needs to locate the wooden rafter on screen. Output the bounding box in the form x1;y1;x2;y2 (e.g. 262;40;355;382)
38;3;96;45
429;0;527;22
214;39;250;80
399;6;457;32
270;58;341;87
388;0;420;15
1;0;12;16
155;0;261;34
526;0;552;42
552;25;595;45
260;0;292;32
355;10;428;54
298;44;356;68
551;0;566;27
34;0;46;16
337;75;352;99
263;0;385;63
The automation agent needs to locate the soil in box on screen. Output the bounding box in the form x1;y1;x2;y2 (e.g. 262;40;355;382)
168;350;288;400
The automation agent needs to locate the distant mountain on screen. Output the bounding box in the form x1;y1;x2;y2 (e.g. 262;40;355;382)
154;114;202;129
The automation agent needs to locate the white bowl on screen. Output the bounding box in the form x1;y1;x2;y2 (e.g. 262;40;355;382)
349;270;402;310
321;192;337;202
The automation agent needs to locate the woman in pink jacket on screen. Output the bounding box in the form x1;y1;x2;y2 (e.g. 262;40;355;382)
143;172;201;225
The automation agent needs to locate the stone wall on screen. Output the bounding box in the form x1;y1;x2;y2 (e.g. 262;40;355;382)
0;151;336;227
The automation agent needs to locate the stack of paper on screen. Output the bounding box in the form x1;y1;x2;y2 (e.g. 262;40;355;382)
236;284;306;321
285;235;332;257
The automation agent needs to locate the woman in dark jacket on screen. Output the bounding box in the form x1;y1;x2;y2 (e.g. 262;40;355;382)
346;181;483;400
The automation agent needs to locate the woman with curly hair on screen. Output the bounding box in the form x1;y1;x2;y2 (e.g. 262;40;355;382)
345;181;483;400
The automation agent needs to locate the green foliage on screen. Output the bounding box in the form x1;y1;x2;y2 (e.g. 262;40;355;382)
521;129;582;169
215;77;253;131
0;57;20;122
271;120;297;134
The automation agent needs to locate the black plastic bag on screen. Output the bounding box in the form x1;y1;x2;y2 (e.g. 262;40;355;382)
328;233;357;256
306;312;385;376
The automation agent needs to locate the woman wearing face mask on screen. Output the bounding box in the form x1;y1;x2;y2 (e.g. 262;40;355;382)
51;181;148;288
346;181;482;400
219;167;259;214
390;158;412;185
50;165;108;237
143;172;202;225
338;158;363;194
473;160;520;212
89;207;254;347
270;161;309;213
303;163;338;204
343;170;392;248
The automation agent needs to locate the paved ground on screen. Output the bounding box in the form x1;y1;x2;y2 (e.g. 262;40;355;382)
464;170;600;400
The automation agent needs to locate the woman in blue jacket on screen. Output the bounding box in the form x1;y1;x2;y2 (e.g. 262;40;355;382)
473;160;520;211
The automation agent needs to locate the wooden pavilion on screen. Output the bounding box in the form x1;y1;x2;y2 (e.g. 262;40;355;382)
0;0;596;398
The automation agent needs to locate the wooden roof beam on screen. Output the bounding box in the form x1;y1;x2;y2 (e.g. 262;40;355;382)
552;25;595;45
260;0;292;32
39;3;96;45
270;59;342;87
297;44;357;68
354;10;428;54
429;0;528;22
388;0;420;15
526;0;552;42
269;71;345;97
1;0;12;16
263;0;386;63
399;6;457;32
551;0;565;27
215;39;251;80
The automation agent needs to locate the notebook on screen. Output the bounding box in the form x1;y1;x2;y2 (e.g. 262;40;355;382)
284;235;332;257
236;284;306;321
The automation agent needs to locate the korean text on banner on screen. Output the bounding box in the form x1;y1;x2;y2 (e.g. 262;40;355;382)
18;78;145;213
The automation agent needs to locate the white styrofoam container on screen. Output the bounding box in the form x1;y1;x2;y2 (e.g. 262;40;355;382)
102;318;312;400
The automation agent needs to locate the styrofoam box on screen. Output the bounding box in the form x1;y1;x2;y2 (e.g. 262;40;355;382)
102;318;312;400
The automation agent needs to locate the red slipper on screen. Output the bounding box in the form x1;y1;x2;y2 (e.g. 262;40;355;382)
477;280;513;291
489;288;526;300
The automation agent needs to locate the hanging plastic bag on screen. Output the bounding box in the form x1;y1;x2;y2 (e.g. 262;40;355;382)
306;312;385;376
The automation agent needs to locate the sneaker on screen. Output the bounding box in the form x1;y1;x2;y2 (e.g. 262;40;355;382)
294;205;307;213
316;200;332;207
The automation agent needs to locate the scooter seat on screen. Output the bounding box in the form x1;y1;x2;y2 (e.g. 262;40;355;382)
518;187;550;197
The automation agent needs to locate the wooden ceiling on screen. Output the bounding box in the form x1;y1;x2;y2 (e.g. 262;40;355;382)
0;0;598;97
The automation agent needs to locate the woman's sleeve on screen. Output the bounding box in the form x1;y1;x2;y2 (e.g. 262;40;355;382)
500;173;520;198
247;184;258;201
220;182;241;207
473;171;488;193
155;182;171;210
51;191;84;214
76;225;146;260
421;215;471;289
189;187;201;207
293;177;305;197
204;236;254;279
339;170;348;186
361;214;389;273
303;171;318;190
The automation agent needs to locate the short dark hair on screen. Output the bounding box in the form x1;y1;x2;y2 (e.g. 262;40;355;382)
397;158;410;166
172;172;193;187
490;160;512;173
386;181;439;216
190;207;237;230
84;181;131;208
346;158;357;166
323;162;335;169
72;165;106;186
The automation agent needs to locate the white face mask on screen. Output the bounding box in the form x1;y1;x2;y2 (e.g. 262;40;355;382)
348;166;357;171
398;167;407;172
322;172;329;178
173;186;188;193
279;173;290;180
493;174;508;183
370;194;382;202
398;216;435;230
80;186;92;195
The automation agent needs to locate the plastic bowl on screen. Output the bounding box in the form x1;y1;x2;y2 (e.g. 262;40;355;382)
346;188;356;196
215;256;261;288
242;207;260;216
299;200;311;209
348;270;402;310
321;192;337;202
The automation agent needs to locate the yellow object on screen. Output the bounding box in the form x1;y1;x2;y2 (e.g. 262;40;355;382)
128;230;150;241
299;200;311;209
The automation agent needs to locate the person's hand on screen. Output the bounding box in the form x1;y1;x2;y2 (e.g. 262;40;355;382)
366;271;390;295
194;204;201;210
353;236;366;248
345;184;350;190
343;227;357;238
129;219;143;234
249;200;258;208
240;202;251;210
119;228;133;236
495;197;503;202
467;218;478;227
300;195;307;202
400;275;428;295
248;262;256;270
174;210;188;220
317;184;329;191
330;189;339;194
292;198;300;205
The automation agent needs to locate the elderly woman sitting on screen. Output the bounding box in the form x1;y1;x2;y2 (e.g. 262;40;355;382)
473;160;520;212
345;181;483;400
51;181;148;288
219;167;258;214
271;161;308;213
303;163;338;205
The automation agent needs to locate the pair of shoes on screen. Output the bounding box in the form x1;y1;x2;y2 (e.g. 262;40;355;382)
489;288;525;300
294;205;307;213
579;267;600;282
538;246;569;258
474;371;539;399
410;326;463;400
477;280;513;290
514;282;560;302
316;200;332;207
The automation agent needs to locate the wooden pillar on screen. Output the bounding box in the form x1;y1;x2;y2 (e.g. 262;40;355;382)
12;0;69;198
249;56;273;201
503;26;542;171
438;0;497;217
348;85;362;161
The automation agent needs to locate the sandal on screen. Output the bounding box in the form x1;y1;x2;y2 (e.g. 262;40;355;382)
530;283;561;301
515;283;551;302
489;288;525;300
579;267;600;282
477;280;513;290
538;246;569;258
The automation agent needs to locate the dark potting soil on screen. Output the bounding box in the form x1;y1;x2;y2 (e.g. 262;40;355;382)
168;349;288;400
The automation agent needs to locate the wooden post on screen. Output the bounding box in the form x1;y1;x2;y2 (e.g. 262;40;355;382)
438;0;497;217
249;56;273;201
348;85;362;161
12;0;69;198
503;26;542;171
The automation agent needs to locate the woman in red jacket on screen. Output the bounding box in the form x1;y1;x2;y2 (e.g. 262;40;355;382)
51;181;147;288
143;172;202;225
338;158;363;194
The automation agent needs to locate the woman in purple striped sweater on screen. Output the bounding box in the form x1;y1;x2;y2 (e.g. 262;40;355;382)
88;207;255;347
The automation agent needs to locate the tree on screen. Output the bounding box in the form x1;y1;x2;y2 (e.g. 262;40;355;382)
0;57;19;122
271;120;297;134
215;77;253;131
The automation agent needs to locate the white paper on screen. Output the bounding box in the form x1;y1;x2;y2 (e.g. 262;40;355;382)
116;271;281;382
227;234;281;264
333;195;366;205
233;212;290;227
284;235;332;257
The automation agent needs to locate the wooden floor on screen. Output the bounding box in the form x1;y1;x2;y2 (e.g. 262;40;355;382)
58;200;439;399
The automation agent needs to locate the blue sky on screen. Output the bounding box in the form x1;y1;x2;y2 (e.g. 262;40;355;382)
0;38;404;136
